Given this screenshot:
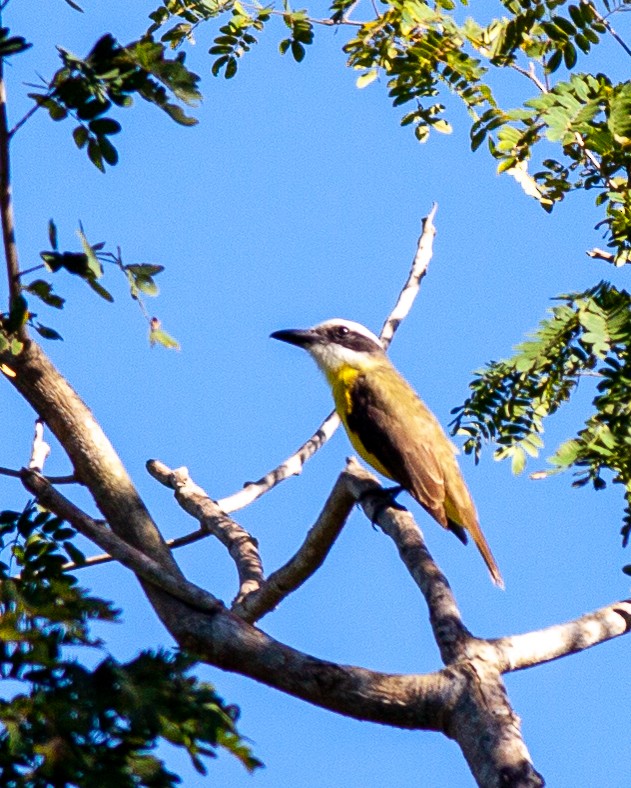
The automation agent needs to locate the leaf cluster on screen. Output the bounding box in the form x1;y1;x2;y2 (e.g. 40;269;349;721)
345;0;495;142
0;504;261;785
30;33;201;171
451;282;631;546
210;4;272;78
0;220;178;351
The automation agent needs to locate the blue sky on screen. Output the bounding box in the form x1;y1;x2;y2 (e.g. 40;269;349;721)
2;2;631;785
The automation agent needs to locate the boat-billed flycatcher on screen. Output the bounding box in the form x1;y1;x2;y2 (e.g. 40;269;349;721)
271;318;504;588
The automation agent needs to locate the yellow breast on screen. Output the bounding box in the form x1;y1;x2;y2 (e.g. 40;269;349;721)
326;364;395;480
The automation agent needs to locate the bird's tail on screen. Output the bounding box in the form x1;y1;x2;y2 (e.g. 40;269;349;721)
466;520;504;589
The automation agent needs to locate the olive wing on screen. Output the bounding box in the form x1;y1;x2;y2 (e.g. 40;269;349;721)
345;369;456;533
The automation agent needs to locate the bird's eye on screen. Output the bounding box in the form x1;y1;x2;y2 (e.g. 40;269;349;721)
335;325;349;338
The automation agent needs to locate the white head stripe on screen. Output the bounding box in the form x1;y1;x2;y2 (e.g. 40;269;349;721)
312;319;382;347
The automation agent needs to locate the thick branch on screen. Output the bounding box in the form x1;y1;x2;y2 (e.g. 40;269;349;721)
5;339;177;569
20;469;221;615
166;598;457;731
343;458;472;665
3;337;189;639
147;459;264;603
492;598;631;672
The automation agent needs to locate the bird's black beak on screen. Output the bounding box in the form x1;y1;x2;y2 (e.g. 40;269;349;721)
270;328;317;348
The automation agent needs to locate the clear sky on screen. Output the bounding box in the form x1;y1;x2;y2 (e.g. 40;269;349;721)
2;2;631;786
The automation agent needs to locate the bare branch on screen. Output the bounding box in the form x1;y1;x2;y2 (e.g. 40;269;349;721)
0;55;23;313
591;4;631;58
8;102;40;139
147;459;264;603
233;470;357;622
0;465;76;484
216;411;341;513
380;203;438;347
20;468;221;614
28;419;50;472
510;61;547;93
216;205;439;514
587;247;615;263
342;458;471;665
492;598;631;672
5;338;179;574
62;525;208;571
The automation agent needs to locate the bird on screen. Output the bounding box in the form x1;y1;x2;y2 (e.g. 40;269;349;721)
271;318;504;588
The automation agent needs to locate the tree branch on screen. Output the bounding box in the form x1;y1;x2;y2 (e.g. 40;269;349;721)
0;53;22;312
20;468;222;615
342;458;472;665
379;203;437;348
233;470;357;622
147;459;264;604
492;598;631;672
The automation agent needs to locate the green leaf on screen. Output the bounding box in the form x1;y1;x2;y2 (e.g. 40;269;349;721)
511;446;526;475
88;117;122;135
291;40;305;62
608;83;631;144
87;138;105;172
77;228;104;279
0;28;31;58
34;324;63;341
149;325;181;350
64;541;86;566
356;70;378;89
25;280;65;309
48;219;58;251
98;135;119;166
86;278;114;302
73;125;89;149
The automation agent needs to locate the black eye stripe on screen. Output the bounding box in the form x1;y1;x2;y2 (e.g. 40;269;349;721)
321;326;382;353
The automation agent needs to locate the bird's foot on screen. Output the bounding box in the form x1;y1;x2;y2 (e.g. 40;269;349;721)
357;485;405;529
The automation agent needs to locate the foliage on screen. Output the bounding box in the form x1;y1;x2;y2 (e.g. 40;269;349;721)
30;33;201;172
0;504;261;786
0;217;178;351
451;282;631;544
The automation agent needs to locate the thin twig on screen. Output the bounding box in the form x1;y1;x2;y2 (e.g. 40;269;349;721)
20;468;222;614
233;470;357;622
15;263;46;279
587;247;615;263
380;203;437;348
215;204;439;514
591;4;631;58
8;102;40;139
62;525;207;571
0;53;22;313
0;465;76;484
240;2;365;26
510;62;547;93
